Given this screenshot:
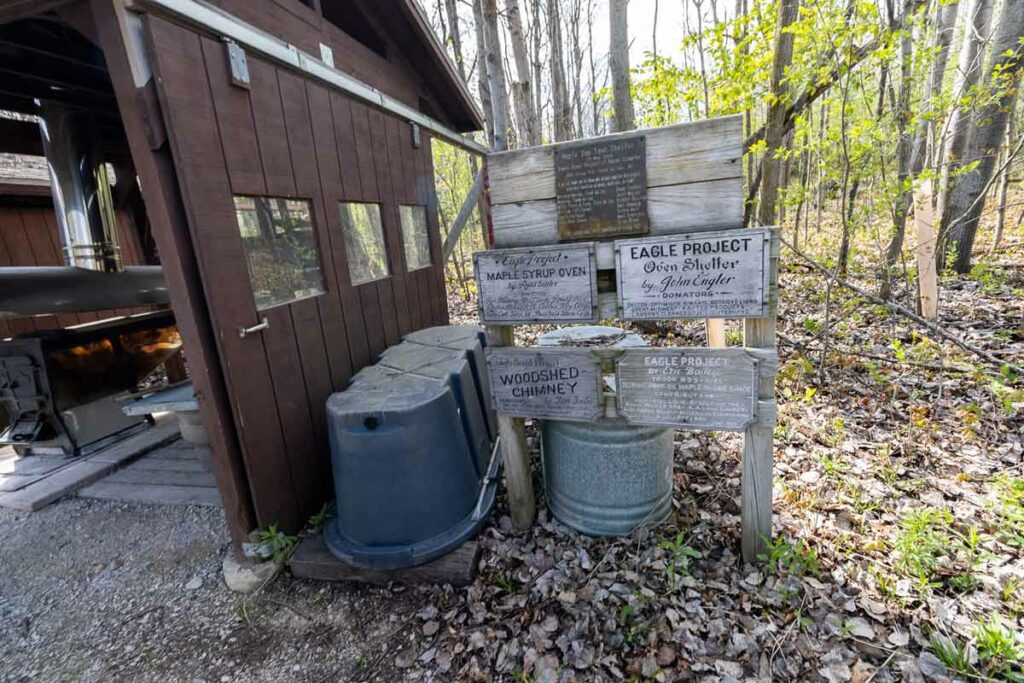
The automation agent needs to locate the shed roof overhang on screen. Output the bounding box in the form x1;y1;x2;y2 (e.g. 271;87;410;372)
393;0;485;134
127;0;488;154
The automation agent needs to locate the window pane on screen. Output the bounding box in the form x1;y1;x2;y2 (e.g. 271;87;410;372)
232;195;325;310
399;204;431;271
339;202;389;285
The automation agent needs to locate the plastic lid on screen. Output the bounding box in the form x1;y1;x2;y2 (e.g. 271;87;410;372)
537;326;648;348
327;373;446;413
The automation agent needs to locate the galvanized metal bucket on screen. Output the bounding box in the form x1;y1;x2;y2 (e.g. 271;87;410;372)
537;326;675;536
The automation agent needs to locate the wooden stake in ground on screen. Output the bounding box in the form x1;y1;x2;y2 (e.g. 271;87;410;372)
484;325;536;531
742;233;779;562
706;319;727;348
480;159;535;531
743;0;797;562
914;179;939;321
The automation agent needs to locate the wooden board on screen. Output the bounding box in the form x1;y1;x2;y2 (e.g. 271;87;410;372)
489;116;743;204
100;467;217;488
615;227;773;320
486;348;603;421
491;179;743;249
488;116;742;249
555;136;648;239
474;243;598;324
615;348;760;431
77;481;221;507
290;533;480;587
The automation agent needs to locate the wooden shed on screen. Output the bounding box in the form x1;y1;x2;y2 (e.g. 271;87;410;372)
0;0;484;549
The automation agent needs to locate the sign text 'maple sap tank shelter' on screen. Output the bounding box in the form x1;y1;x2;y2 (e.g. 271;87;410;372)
0;0;484;550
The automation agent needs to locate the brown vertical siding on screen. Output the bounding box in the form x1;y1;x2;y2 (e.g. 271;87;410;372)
0;204;154;337
146;15;450;531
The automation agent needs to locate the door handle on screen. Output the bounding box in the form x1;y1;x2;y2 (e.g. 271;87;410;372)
239;317;269;338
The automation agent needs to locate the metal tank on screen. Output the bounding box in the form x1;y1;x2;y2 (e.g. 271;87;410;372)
537;326;674;536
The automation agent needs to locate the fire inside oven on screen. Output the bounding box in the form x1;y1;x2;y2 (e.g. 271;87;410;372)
0;311;181;456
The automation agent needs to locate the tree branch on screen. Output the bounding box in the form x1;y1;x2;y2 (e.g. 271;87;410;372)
781;237;1024;376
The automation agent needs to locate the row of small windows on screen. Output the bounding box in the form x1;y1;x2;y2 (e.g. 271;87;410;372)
232;196;431;311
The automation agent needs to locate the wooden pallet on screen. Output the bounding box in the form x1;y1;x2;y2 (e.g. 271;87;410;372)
290;534;481;587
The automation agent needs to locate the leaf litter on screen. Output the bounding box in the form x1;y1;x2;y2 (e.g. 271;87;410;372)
414;264;1023;682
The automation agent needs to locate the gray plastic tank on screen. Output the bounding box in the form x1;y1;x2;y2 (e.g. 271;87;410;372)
376;344;491;476
325;373;497;568
403;326;496;437
537;326;674;536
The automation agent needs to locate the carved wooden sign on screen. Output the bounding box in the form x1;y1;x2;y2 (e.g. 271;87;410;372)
487;348;603;421
555;136;648;240
474;243;598;325
615;227;772;320
615;348;759;431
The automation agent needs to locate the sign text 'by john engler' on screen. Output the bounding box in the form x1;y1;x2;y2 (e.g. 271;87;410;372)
615;227;773;320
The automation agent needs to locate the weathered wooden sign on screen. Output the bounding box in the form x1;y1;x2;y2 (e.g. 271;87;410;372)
487;348;603;421
474;243;598;325
555;136;649;240
615;348;759;431
615;227;772;320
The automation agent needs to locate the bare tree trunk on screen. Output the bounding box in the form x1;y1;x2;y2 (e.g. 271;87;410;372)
944;0;1024;273
548;0;573;140
815;102;829;235
506;0;540;146
879;0;917;299
569;0;585;138
530;0;544;136
652;0;658;60
838;178;857;276
792;114;811;251
909;0;959;175
587;0;600;136
992;103;1016;248
936;0;994;222
441;0;463;79
481;0;511;150
694;0;712;117
757;0;800;226
472;0;494;146
609;0;635;132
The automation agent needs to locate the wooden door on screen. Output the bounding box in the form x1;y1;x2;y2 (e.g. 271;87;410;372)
143;16;448;531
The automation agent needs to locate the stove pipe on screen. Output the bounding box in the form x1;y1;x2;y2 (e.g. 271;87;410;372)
36;101;121;272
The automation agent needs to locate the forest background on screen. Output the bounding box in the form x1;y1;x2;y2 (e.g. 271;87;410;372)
414;2;1024;680
427;0;1023;297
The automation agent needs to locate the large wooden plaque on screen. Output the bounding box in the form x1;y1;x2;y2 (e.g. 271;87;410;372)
474;243;598;324
615;348;758;431
615;227;772;320
487;348;603;421
555;136;648;239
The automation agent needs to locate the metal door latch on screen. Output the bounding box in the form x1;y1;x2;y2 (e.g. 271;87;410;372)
239;318;269;338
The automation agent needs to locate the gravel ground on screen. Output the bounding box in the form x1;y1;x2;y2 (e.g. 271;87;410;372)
0;498;432;683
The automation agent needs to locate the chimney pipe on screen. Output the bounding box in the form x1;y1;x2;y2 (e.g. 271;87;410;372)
36;101;121;272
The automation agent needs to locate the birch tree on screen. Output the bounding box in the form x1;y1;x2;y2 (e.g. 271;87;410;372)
909;0;960;175
943;0;1024;272
505;0;540;146
936;0;994;222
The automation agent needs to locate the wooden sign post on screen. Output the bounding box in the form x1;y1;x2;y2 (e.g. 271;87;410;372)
480;116;778;562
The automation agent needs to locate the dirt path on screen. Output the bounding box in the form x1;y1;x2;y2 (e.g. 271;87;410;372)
0;498;432;682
